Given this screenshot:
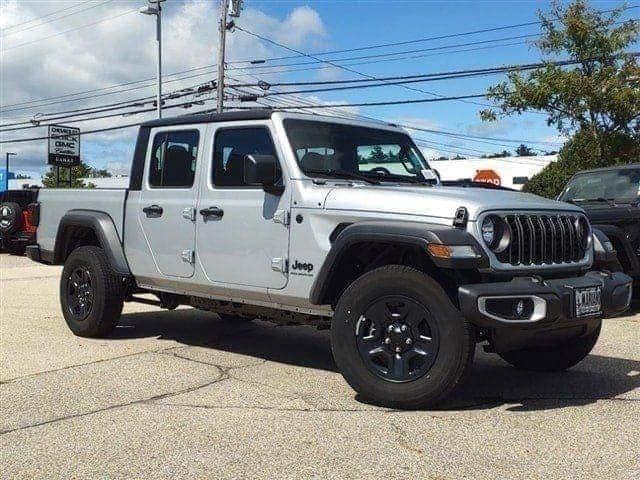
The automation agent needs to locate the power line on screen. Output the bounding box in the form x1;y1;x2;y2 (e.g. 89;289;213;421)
234;4;638;64
2;8;138;52
2;0;96;31
234;24;496;110
2;32;533;112
230;33;539;71
1;0;113;38
1;57;589;129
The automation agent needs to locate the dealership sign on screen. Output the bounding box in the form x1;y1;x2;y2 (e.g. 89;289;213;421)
473;169;501;186
48;125;80;166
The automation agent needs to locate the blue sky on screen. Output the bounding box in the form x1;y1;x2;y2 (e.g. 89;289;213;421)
1;0;638;178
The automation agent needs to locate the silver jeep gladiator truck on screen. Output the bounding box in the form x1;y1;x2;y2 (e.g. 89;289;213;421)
25;109;633;408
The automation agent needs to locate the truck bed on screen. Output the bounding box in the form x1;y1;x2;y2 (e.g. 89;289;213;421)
37;189;128;252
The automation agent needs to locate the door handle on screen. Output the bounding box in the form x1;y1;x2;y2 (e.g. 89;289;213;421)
199;206;224;219
142;204;163;217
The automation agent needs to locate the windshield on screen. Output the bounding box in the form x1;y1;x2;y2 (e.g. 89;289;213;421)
283;119;430;183
559;167;640;203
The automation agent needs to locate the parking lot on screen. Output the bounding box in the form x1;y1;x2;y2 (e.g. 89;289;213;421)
1;253;639;479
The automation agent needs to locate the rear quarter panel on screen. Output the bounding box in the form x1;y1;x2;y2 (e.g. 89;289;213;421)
37;189;127;251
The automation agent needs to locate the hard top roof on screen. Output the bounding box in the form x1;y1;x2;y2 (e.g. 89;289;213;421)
140;109;273;128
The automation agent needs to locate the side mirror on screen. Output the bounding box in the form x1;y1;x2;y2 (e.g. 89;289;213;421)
243;154;284;195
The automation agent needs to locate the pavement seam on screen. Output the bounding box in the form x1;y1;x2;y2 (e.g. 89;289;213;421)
0;351;287;434
149;401;389;413
0;367;228;436
0;345;188;384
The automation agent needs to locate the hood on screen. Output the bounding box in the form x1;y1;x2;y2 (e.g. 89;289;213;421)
323;185;582;221
578;201;640;226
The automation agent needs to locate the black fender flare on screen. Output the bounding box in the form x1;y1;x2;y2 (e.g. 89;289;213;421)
54;210;131;275
309;221;488;305
593;224;640;274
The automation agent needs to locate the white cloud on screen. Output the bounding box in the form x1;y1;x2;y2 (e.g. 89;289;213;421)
1;1;328;177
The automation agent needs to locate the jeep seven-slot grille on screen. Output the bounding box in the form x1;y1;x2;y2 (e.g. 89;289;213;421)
495;214;587;266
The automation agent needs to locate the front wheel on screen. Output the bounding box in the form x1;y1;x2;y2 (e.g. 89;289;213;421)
60;246;124;337
498;323;601;372
331;265;474;409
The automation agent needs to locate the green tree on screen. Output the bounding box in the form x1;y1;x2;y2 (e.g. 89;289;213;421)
516;144;536;156
482;150;512;158
481;0;640;197
368;145;387;163
91;168;112;178
43;162;96;188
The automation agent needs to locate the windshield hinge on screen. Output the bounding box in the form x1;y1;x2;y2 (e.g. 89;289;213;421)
273;210;290;226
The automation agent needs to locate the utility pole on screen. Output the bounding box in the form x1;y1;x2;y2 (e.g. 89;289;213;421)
216;0;243;113
216;0;229;114
140;0;165;118
5;152;16;191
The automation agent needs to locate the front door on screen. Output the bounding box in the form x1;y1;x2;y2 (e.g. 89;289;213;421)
138;127;202;278
196;124;290;289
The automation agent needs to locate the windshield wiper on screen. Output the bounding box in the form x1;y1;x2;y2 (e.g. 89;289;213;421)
363;171;428;184
303;168;380;185
569;197;616;205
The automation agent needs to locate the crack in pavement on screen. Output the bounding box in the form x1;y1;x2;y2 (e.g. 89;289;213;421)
0;370;227;436
0;351;270;435
2;342;637;435
0;345;188;384
151;401;393;414
2;275;60;282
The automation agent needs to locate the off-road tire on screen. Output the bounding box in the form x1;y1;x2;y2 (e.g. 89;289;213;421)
8;244;26;256
331;265;474;409
0;202;22;235
498;322;601;371
60;246;124;337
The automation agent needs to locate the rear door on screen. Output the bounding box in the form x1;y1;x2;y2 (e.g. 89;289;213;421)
138;126;202;278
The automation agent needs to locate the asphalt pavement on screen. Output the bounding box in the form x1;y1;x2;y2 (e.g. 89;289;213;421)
1;253;639;479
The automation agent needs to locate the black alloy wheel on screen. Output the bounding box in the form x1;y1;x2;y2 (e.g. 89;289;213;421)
66;266;94;321
355;295;440;382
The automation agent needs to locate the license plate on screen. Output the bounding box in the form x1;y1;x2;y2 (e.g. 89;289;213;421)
575;286;602;317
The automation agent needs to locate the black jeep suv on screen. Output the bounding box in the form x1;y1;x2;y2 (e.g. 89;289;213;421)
0;189;39;255
559;164;640;292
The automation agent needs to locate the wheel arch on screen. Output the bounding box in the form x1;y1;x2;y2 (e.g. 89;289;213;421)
54;210;131;275
309;221;487;307
594;224;640;275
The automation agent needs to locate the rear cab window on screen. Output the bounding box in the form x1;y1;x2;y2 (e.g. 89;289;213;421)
149;130;200;188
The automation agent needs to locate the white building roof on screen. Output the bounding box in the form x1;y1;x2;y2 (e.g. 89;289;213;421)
431;155;557;190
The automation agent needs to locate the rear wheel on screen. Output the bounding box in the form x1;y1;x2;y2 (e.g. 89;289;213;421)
60;246;124;337
331;265;474;409
498;323;601;371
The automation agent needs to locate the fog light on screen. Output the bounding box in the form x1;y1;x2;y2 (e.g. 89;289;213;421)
479;296;546;322
514;299;525;317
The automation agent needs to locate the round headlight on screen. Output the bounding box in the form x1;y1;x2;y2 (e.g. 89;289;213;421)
481;215;511;252
481;217;496;246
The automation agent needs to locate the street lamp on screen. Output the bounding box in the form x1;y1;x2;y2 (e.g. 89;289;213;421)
139;0;165;119
5;152;16;191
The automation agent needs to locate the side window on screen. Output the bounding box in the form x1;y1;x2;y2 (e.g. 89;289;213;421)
213;127;278;187
149;130;199;188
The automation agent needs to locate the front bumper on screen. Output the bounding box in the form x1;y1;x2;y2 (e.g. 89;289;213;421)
459;271;632;330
